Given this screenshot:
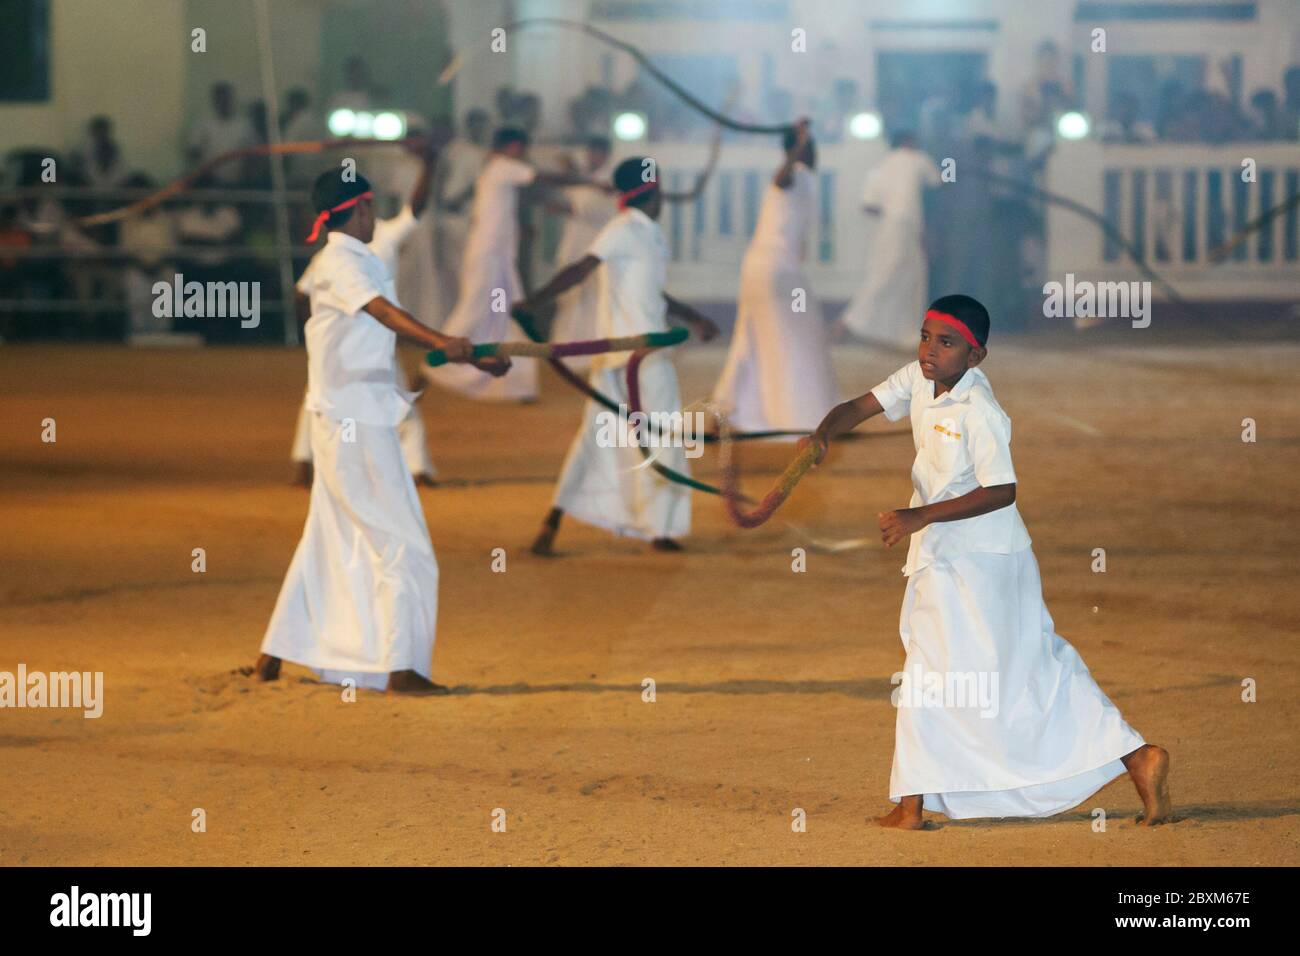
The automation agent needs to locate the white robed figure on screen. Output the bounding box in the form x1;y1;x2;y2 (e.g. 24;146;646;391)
291;204;437;482
256;170;509;694
431;109;490;326
837;131;941;349
426;143;539;401
549;137;617;369
807;297;1171;826
871;358;1148;818
713;122;837;435
290;140;443;485
515;157;719;555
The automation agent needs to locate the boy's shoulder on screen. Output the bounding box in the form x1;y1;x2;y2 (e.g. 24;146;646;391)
962;370;1013;431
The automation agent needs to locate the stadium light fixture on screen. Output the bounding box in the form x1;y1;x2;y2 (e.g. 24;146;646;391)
613;111;648;141
327;108;356;136
372;111;406;140
1057;111;1090;140
848;111;883;140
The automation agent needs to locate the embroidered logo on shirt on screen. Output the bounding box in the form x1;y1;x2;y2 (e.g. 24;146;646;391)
933;423;962;440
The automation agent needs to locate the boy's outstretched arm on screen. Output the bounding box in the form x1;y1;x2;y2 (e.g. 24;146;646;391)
663;293;718;341
363;296;511;376
878;484;1016;548
511;255;603;337
802;392;886;460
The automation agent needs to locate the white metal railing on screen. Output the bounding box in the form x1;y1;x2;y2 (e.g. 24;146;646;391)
569;140;1300;304
1046;141;1300;301
584;141;887;300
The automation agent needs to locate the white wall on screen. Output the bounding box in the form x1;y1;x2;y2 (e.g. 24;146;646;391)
183;0;325;138
0;0;187;179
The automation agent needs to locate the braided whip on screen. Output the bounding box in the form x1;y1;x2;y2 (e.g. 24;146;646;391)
426;329;822;527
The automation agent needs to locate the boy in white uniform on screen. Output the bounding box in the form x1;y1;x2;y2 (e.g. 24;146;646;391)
806;294;1173;827
427;127;608;401
514;157;718;554
712;120;837;435
432;109;490;325
291;137;441;487
250;170;509;694
835;131;941;349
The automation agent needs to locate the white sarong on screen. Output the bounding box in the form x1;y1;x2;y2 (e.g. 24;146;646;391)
426;249;538;401
553;354;690;541
840;215;928;349
263;412;439;690
291;391;436;478
713;253;837;436
890;547;1145;818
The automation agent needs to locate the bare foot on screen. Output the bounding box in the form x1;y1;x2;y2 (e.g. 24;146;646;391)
876;795;927;829
1123;744;1174;826
413;472;439;488
651;537;684;552
387;670;450;696
531;525;558;556
291;462;313;488
239;653;281;681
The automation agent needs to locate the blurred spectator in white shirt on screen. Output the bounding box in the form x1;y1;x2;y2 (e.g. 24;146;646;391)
186;82;255;183
1098;92;1156;143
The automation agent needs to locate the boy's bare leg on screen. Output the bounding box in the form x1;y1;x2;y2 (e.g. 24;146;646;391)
1122;744;1173;825
387;670;450;696
241;653;281;681
876;794;926;829
531;507;563;556
292;462;313;488
651;537;684;552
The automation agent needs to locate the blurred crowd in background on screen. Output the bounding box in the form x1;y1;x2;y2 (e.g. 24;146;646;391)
2;39;1298;343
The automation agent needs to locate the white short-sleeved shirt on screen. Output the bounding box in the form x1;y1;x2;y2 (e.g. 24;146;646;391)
301;231;412;427
748;162;815;268
870;361;1031;575
587;206;669;371
860;147;941;223
465;154;536;258
185;115;255;183
297;206;416;296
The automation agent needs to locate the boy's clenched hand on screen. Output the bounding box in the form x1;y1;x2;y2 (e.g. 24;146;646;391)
878;508;928;548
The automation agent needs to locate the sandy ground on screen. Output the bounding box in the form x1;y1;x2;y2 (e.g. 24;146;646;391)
1;331;1298;866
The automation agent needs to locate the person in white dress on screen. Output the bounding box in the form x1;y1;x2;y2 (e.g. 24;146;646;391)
712;120;837;435
543;123;720;367
547;136;617;370
513;157;719;555
806;294;1173;827
431;109;490;326
250;170;510;694
425;127;610;402
835;131;941;349
290;136;442;488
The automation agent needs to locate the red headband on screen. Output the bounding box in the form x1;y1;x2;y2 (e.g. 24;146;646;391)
618;180;659;210
305;190;374;242
925;309;982;349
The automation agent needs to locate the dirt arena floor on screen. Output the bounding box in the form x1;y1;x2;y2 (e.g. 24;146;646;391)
2;327;1298;866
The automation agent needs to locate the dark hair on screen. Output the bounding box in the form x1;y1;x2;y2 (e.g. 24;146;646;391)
310;169;372;229
492;126;529;150
890;129;917;149
928;294;990;347
612;156;658;207
585;135;612;154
